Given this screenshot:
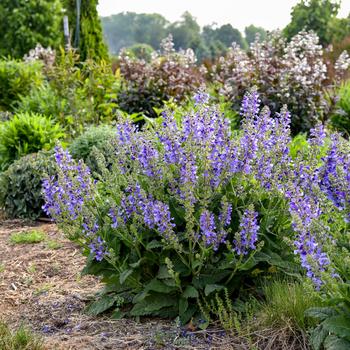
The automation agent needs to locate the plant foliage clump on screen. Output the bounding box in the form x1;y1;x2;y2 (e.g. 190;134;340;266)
0;0;62;58
69;124;117;175
43;90;350;324
0;151;55;219
331;79;350;136
117;35;206;118
0;112;63;171
214;31;350;133
0;59;44;111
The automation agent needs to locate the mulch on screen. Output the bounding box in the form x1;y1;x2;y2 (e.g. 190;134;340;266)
0;219;309;349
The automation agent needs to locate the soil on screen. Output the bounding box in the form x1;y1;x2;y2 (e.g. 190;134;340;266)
0;219;309;350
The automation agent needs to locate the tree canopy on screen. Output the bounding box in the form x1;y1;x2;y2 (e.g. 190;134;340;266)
283;0;341;46
245;25;267;45
0;0;62;58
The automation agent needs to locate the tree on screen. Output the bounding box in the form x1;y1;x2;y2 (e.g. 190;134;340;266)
63;0;108;61
245;25;267;45
200;23;245;60
0;0;62;58
124;43;154;61
167;12;202;51
101;12;169;55
133;14;169;50
328;15;350;43
283;0;340;46
101;13;138;54
216;24;245;48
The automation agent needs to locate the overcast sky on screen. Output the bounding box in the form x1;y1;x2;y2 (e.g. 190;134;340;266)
97;0;350;32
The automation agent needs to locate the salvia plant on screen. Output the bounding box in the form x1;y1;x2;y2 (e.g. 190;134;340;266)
214;31;350;134
43;89;349;323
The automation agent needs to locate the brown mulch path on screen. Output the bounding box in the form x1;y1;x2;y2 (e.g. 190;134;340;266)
0;220;234;349
0;219;309;350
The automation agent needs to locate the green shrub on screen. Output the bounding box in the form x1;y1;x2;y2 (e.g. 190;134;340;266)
125;43;155;62
0;112;64;171
15;83;67;120
331;81;350;136
0;59;44;111
69;125;116;175
43;50;116;136
0;151;55;219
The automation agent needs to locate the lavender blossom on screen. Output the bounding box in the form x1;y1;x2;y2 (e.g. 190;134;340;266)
194;90;210;106
88;236;108;261
233;207;259;255
42;146;95;221
200;210;218;247
293;230;330;289
309;122;326;147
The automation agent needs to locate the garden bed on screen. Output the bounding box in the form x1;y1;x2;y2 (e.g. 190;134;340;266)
0;220;309;349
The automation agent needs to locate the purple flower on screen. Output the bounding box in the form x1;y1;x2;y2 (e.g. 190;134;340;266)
240;88;260;120
89;236;108;261
42;146;95;221
293;231;330;289
200;210;217;246
109;208;119;228
219;200;232;227
233;208;259;255
309;122;326;147
194;90;210;106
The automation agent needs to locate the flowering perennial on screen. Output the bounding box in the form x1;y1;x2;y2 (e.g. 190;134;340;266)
43;88;349;300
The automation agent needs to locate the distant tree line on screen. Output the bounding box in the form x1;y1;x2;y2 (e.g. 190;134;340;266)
0;0;348;62
100;1;350;61
101;11;267;61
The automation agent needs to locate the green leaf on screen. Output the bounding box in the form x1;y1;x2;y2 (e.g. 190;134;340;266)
183;285;199;299
180;304;197;325
111;309;126;319
324;335;350;350
157;265;172;279
85;294;118;316
145;279;177;293
179;298;188;316
310;324;329;350
129;259;143;268
322;315;350;340
162;278;177;287
146;240;163;250
132;290;149;304
204;284;225;296
130;293;177;316
306;307;337;320
119;269;133;284
192;271;230;288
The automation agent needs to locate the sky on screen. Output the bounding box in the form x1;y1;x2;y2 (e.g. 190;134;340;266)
97;0;350;32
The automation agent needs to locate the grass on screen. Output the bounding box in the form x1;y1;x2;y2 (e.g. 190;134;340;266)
46;239;62;250
257;280;323;331
9;230;46;244
0;320;43;350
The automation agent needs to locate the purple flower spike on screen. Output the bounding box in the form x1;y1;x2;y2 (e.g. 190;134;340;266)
234;208;259;256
